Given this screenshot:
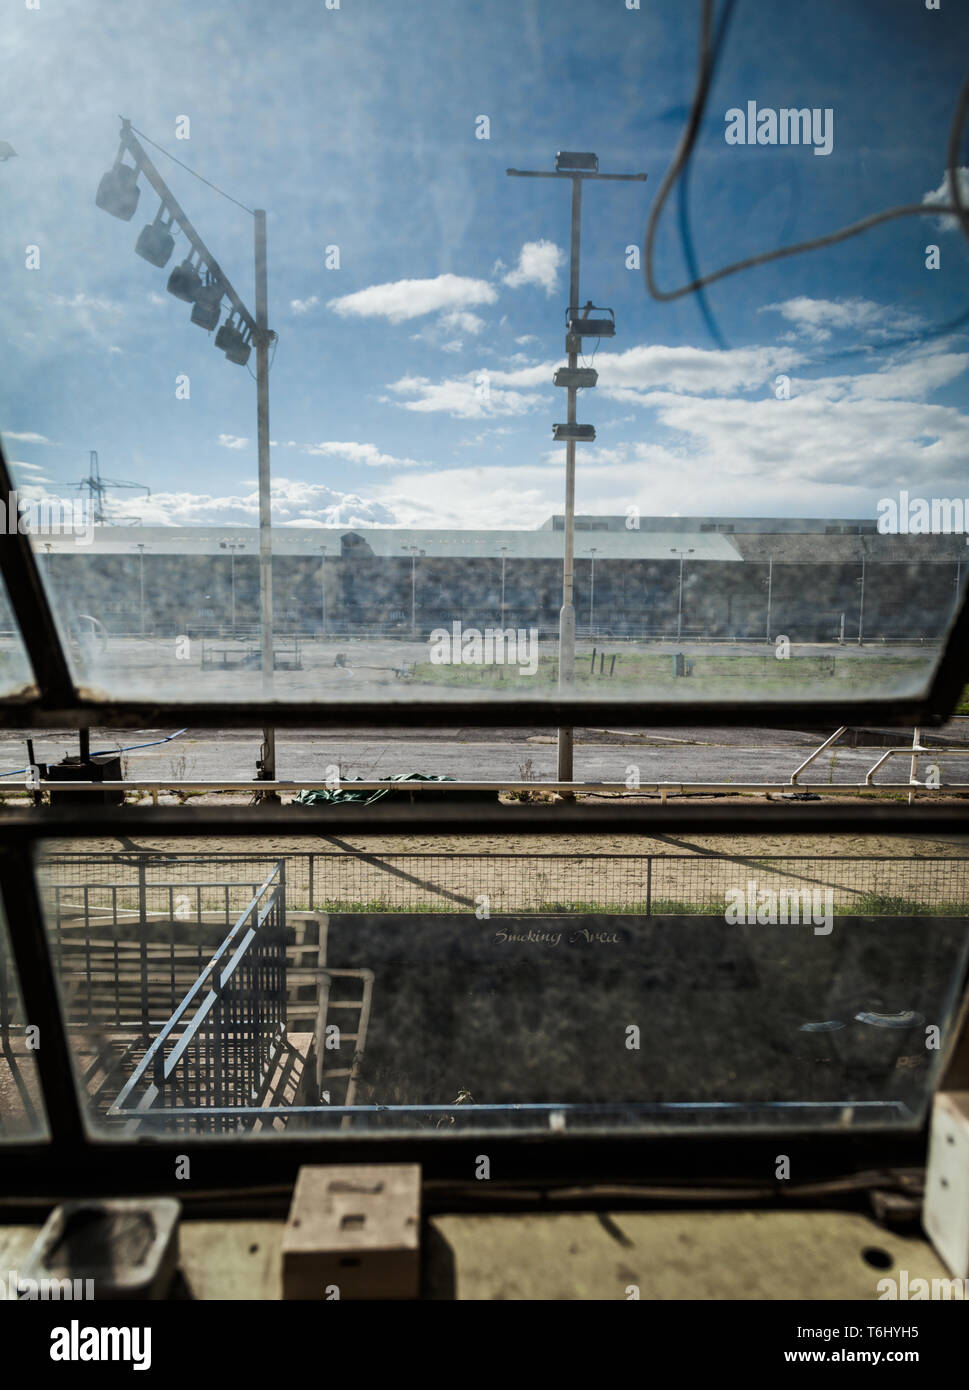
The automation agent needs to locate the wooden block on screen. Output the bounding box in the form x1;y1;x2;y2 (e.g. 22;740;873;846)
282;1164;420;1300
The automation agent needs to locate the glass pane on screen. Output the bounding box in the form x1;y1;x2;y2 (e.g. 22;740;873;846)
0;896;49;1140
0;564;36;701
2;3;968;708
36;832;969;1139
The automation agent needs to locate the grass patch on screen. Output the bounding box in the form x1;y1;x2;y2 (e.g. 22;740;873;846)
405;651;926;696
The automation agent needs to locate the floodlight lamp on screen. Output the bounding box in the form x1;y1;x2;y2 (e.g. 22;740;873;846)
553;367;598;389
135;205;176;267
167;256;203;303
215;316;252;366
95;159;141;220
190;276;224;330
552;423;596;442
555;151;598;173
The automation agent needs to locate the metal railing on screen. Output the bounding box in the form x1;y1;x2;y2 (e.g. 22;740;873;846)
109;863;286;1132
39;860;272;1033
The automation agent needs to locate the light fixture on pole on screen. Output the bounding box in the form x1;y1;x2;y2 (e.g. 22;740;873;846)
135;204;176;267
670;547;694;642
167;254;203;303
96;117;278;789
507;152;646;784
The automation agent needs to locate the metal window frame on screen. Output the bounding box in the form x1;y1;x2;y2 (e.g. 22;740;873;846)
3;432;969;1203
0;802;967;1204
2;445;968;730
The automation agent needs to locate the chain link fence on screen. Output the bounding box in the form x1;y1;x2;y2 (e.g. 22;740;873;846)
35;850;969;918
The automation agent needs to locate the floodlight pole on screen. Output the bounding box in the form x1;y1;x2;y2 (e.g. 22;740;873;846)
254;209;277;790
507;160;646;784
671;547;693;641
320;544;328;636
105;121;277;789
135;542;146;638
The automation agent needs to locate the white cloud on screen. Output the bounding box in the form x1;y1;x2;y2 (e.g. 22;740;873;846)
290;296;320;315
923;167;969;231
49;292;122;318
3;430;50;444
328;274;497;324
305;441;426;468
501;240;565;295
387;363;552;418
372;465;559;528
218;434;249;450
761;297;923;343
102;477;396;529
794;348;969;403
595;342;805;399
8;460;52;482
439;310;485;336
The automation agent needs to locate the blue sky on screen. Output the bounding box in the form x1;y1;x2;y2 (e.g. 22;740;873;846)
1;0;968;529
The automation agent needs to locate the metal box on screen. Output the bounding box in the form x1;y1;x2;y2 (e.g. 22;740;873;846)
552;423;596;442
555;151;598;172
553;367;598;389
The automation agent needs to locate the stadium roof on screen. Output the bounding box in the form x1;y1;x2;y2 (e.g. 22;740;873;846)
34;525;744;561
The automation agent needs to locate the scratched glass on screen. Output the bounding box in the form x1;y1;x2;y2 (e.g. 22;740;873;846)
1;0;967;709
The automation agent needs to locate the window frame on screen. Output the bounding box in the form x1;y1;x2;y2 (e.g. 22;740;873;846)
0;801;966;1201
2;447;968;730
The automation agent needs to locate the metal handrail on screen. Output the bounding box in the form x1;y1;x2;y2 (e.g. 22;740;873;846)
111;863;285;1117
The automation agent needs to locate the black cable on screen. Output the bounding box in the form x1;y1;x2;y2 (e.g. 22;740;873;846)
644;0;969;305
131;125;255;217
675;0;738;349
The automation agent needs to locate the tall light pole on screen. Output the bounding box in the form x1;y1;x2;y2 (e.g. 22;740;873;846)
588;547;598;636
671;547;694;641
225;539;245;636
253;206;276;790
96;118;277;787
955;557;963;623
507;153;646;783
134;542;146;638
499;544;508;626
403;546;422;638
765;553;773;643
857;550;867;646
320;544;328;637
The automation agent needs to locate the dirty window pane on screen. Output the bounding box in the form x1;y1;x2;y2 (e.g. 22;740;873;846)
2;1;967;708
35;832;969;1138
0;567;36;701
0;897;49;1140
